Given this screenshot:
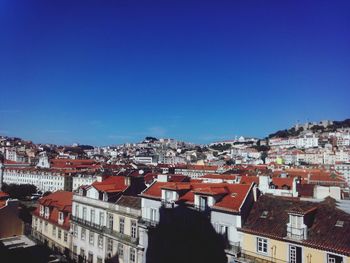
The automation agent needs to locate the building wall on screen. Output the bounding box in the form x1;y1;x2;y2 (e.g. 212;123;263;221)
72;176;98;191
241;232;350;263
32;215;71;252
141;198;161;222
211;211;240;243
3;169;72;192
107;211;139;263
0;200;24;238
71;224;105;263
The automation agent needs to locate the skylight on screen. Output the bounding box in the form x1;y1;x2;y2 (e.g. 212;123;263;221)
260;211;268;218
335;220;344;227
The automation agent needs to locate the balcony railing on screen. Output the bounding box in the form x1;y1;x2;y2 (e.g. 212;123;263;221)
139;218;159;228
193;205;211;216
104;227;139;245
161;199;176;209
286;225;307;240
225;241;241;256
72;216;105;232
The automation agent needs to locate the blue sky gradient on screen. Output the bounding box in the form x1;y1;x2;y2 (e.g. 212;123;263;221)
0;0;349;145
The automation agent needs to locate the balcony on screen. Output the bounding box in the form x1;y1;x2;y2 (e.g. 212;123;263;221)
225;241;241;257
104;227;139;245
139;218;159;228
161;199;176;209
193;205;211;217
286;225;307;240
71;216;105;232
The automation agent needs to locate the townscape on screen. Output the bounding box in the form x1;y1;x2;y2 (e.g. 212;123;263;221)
0;119;349;263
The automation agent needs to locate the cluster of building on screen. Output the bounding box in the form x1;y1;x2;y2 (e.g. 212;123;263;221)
0;119;350;262
1;156;349;263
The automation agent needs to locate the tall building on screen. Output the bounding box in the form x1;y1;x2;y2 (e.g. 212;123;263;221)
31;191;73;255
71;176;145;263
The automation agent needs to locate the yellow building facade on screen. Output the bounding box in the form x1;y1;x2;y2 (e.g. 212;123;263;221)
240;232;350;263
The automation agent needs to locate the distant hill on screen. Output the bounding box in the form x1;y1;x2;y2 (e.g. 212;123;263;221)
267;118;350;139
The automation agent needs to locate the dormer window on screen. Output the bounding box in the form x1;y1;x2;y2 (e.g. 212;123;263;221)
199;196;208;211
165;190;172;202
335;220;344;227
287;214;307;240
44;206;50;219
260;211;268;219
161;189;177;208
40;205;44;216
58;212;64;225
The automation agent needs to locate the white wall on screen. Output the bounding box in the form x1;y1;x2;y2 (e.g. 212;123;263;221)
211;211;241;243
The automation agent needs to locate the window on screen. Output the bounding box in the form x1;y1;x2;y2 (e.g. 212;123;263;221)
130;248;136;263
40;205;44;216
289;245;302;263
64;232;68;242
199;196;208;210
118;243;124;256
291;215;302;228
107;238;113;252
131;221;137;238
88;252;93;263
150;208;157;221
73;224;78;237
119;217;125;234
83;207;87;220
90;209;95;223
108;213;114;229
327;253;343;263
58;229;62;239
335;220;344;227
97;257;102;263
52;226;56;237
81;228;86;240
44;222;48;232
99;212;104;226
98;235;103;249
80;248;85;257
218;225;228;240
89;232;94;244
257;237;268;254
75;205;79;217
165;190;172;201
260;211;268;218
44;206;50;218
58;211;64;224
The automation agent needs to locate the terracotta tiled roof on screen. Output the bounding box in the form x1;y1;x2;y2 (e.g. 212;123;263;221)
271;177;294;189
240;176;259;185
32;191;72;230
240;195;350;256
141;182;253;213
116;196;141;209
201;174;237;180
296;184;315;197
0;191;10;199
91;176;129;193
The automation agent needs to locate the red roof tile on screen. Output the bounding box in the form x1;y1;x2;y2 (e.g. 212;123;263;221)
141;182;253;213
240;195;350;256
33;191;72;230
91;176;129;193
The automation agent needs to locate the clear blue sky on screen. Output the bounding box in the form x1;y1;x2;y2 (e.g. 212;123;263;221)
0;0;349;145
